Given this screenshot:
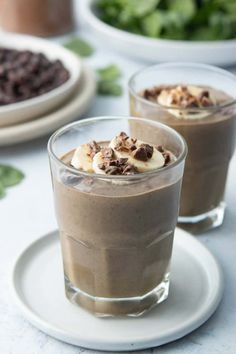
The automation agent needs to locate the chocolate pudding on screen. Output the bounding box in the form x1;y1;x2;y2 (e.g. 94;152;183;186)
130;81;236;231
49;120;186;317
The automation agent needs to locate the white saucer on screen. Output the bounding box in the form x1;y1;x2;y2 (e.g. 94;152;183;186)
0;64;96;146
11;228;223;352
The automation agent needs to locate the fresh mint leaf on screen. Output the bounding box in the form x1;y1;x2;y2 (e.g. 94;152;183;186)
97;0;236;40
167;0;196;20
142;11;163;37
0;182;6;199
209;12;236;40
96;64;123;96
97;81;123;96
0;165;24;188
191;27;219;41
96;64;121;81
64;37;94;57
127;0;160;18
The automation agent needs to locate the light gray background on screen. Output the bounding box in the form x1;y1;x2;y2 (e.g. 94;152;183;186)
0;4;236;354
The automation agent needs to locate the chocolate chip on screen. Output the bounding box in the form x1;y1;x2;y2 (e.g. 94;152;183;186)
140;144;153;158
105;166;122;175
201;96;212;107
122;164;138;175
88;141;101;158
142;85;177;101
163;152;171;166
200;90;209;99
118;158;128;164
101;147;114;159
114;142;130;152
118;132;129;140
132;147;148;161
130;145;137;151
98;163;106;170
157;145;164;153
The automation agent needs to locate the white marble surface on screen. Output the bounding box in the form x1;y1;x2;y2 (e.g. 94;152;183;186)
1;7;236;354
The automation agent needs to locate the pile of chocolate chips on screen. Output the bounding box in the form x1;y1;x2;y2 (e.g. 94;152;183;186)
113;131;154;162
142;85;214;108
0;48;70;105
98;147;138;175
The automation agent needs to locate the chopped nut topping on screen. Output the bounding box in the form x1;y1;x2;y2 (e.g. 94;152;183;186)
118;131;129;140
105;166;122;175
142;85;216;109
130;144;137;151
118;158;129;164
123;164;138;175
101;147;114;159
114;132;131;152
87;140;101;158
98;153;137;176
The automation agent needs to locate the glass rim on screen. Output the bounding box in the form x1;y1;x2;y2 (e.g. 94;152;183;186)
128;62;236;112
48;116;187;181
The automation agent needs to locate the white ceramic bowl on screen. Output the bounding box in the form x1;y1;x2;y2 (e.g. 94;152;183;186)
0;33;81;127
82;0;236;67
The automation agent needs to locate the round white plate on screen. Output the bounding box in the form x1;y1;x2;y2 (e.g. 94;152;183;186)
82;0;236;66
0;33;81;127
0;64;96;146
11;228;223;352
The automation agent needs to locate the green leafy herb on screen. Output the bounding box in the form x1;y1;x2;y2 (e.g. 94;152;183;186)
0;165;24;199
168;0;196;21
64;37;94;57
97;80;123;96
126;0;161;18
96;64;123;96
96;64;121;81
0;182;5;199
142;11;163;37
97;0;236;41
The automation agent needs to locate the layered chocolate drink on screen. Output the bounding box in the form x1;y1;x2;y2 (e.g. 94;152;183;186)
129;64;236;232
48;117;186;316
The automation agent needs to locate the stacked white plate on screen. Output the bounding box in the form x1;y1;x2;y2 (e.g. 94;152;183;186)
0;33;96;146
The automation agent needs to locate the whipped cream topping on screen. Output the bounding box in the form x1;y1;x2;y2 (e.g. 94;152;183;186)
71;132;173;175
143;85;217;119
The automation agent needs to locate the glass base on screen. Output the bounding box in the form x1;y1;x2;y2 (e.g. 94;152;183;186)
178;202;225;234
65;274;170;317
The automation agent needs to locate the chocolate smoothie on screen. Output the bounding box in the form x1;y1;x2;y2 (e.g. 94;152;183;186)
131;85;236;223
49;125;186;316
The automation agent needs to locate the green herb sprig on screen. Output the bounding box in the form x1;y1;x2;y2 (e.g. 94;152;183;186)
0;165;24;200
64;37;94;57
97;0;236;41
96;64;123;96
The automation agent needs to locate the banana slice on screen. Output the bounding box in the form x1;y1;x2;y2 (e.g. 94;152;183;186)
128;147;165;172
109;137;165;172
71;144;94;172
92;151;106;174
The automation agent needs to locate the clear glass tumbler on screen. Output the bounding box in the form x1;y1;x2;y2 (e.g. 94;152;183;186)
129;63;236;233
48;116;187;316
